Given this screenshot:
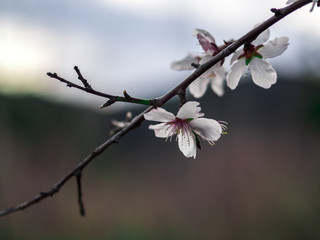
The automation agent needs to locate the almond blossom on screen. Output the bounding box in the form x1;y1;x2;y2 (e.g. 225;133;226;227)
109;112;132;135
144;101;226;158
226;28;289;90
286;0;317;12
171;29;231;98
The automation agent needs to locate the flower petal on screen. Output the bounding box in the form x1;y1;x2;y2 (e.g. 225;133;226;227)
230;50;244;65
190;118;222;142
144;108;175;123
252;28;270;46
171;54;200;70
177;101;204;119
249;58;277;89
199;56;216;78
210;65;226;97
199;55;212;65
193;29;216;43
258;37;289;58
149;122;174;138
178;130;197;158
226;59;247;90
193;29;217;55
189;77;210;98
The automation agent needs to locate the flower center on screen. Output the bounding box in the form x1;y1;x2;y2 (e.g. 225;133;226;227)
163;117;194;142
239;43;263;65
169;118;192;134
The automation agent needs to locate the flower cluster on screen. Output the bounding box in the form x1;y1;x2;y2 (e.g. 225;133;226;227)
145;23;290;158
172;26;289;95
172;29;232;98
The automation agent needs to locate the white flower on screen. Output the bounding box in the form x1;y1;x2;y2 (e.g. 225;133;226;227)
227;28;289;90
144;101;226;159
171;54;200;71
286;0;317;12
171;29;230;98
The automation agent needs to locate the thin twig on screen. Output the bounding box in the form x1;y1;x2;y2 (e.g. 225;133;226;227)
74;66;92;89
0;0;312;218
47;71;155;107
0;109;149;217
75;170;85;216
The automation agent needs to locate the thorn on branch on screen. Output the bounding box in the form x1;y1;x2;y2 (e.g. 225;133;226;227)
271;8;283;17
191;63;200;69
123;90;132;100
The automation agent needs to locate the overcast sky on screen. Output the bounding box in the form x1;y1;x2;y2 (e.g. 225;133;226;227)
1;0;319;108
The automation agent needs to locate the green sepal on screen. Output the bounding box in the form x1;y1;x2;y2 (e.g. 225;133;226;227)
245;57;252;65
253;53;263;59
192;131;201;150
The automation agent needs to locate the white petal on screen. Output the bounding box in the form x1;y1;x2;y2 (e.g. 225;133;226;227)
210;65;226;97
249;58;277;89
230;50;244;65
149;122;174;138
178;130;197;158
171;54;200;70
193;29;217;55
193;29;215;43
144;108;175;123
190;118;222;142
189;77;210;98
199;55;212;64
199;56;216;78
259;37;289;58
226;59;247;90
111;120;125;128
252;28;270;46
177;101;204;119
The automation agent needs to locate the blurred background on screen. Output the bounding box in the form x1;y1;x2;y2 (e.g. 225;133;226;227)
1;0;320;239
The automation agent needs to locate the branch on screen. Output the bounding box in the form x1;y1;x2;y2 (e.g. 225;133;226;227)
0;109;149;217
0;0;312;218
75;170;85;217
47;70;157;107
74;66;92;89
